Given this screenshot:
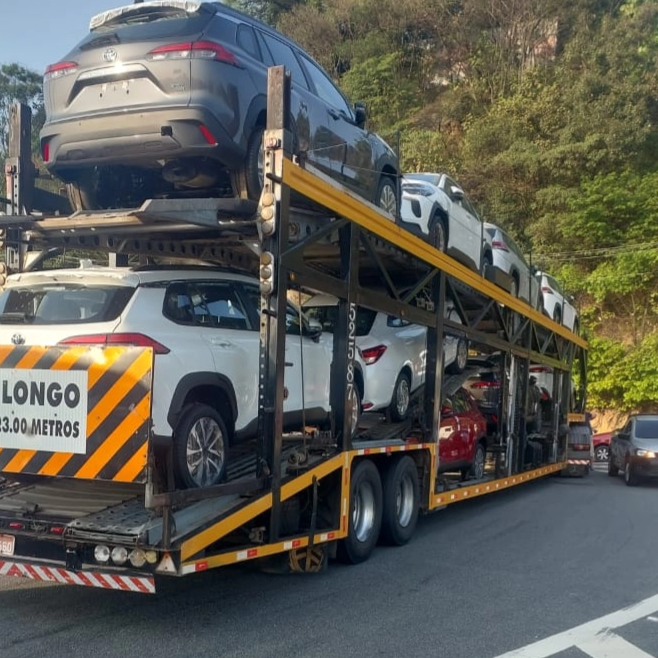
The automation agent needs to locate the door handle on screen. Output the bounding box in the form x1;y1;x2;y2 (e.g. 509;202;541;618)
210;339;233;348
328;109;340;120
300;101;308;112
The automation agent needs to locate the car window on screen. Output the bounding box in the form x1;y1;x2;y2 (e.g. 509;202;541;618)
546;275;563;294
300;55;351;116
236;23;261;60
163;281;251;330
304;305;376;336
634;419;658;439
387;316;411;328
0;284;134;324
460;194;479;218
258;32;310;90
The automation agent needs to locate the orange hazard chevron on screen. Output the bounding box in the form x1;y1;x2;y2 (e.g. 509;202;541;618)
0;345;153;483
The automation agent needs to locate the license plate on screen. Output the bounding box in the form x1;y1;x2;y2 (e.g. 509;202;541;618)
0;534;15;557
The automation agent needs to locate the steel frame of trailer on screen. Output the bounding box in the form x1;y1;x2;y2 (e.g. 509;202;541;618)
0;68;587;592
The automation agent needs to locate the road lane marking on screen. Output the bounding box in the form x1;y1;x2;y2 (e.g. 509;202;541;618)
578;631;654;658
492;592;658;657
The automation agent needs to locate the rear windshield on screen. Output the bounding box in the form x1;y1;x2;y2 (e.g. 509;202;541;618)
635;419;658;439
0;285;135;325
84;6;212;44
304;306;377;336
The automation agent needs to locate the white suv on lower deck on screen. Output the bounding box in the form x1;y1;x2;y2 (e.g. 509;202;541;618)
0;266;339;488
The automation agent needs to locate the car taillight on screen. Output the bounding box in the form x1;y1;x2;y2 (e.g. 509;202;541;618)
530;366;552;373
44;61;78;81
42;140;51;163
361;345;387;365
491;240;509;252
469;381;500;389
570;443;590;452
58;333;170;355
541;286;553;294
148;41;240;66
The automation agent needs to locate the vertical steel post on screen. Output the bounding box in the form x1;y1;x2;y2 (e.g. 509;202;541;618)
258;66;292;541
424;272;446;445
330;224;360;451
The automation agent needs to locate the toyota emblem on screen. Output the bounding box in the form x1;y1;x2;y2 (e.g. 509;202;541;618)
11;333;25;345
103;48;118;63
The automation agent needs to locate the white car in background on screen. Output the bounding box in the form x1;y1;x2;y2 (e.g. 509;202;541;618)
535;271;579;333
484;222;539;306
399;173;493;273
303;293;468;422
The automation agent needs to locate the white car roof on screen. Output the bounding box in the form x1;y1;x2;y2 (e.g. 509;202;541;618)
5;266;257;289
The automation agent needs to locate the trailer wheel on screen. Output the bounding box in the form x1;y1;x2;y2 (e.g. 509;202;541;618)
469;442;487;480
338;459;383;564
174;404;229;488
380;456;420;546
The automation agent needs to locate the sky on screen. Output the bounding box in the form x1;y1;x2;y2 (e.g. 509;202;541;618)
1;1;124;73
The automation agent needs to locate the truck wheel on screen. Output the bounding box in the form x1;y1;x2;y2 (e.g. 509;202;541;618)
624;460;639;487
337;459;383;564
389;371;411;422
607;455;619;477
174;404;229;488
380;456;420;546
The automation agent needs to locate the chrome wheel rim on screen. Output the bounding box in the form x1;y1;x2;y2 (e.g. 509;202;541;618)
595;446;609;461
395;378;410;418
473;447;485;479
186;416;225;487
396;471;415;528
353;480;376;542
456;339;468;371
379;184;397;217
348;385;360;436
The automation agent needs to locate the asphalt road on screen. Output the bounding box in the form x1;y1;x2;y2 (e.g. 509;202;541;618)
2;465;658;658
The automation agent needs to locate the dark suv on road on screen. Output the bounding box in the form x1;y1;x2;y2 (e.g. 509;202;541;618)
40;1;400;212
608;414;658;486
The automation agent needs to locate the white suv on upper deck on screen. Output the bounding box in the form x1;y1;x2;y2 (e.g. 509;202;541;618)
0;265;340;488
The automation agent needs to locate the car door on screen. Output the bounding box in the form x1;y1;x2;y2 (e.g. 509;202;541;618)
438;395;461;468
452;390;475;463
385;315;426;391
298;54;376;198
255;31;328;176
442;177;482;270
167;280;261;433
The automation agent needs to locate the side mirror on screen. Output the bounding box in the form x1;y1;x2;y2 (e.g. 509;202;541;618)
306;318;323;341
354;103;367;129
450;186;464;201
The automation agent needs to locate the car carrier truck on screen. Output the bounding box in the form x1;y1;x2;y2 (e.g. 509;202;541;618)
0;68;589;593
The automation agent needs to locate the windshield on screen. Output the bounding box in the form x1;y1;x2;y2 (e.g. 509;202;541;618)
0;284;135;325
304;306;377;336
635;419;658;439
403;173;441;186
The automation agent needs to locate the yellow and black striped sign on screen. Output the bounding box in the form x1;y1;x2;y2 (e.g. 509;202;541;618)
0;345;153;483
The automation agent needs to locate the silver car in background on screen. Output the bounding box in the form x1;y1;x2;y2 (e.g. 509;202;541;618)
535;271;579;333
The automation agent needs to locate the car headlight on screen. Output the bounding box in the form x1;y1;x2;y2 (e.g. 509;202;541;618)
402;184;435;197
635;449;656;458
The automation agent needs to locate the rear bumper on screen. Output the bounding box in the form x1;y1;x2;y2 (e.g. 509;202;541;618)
41;105;244;172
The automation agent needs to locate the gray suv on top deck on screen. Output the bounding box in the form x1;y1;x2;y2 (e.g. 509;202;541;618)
40;1;400;213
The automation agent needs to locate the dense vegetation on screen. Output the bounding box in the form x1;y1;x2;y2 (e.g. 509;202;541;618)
2;0;658;415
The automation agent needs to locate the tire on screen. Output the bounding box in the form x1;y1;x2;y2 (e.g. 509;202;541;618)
174;403;229;488
376;176;398;218
481;250;493;276
66;169;99;211
242;126;265;201
429;213;447;252
469;442;487;480
380;456;420;546
447;337;468;374
573;320;580;336
337;459;383;564
624;460;639;487
510;274;519;298
553;306;562;324
348;382;362;437
594;445;610;462
389;371;411;422
607;454;619;476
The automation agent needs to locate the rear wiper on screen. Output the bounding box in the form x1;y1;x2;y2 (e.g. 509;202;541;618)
0;312;34;324
80;33;121;51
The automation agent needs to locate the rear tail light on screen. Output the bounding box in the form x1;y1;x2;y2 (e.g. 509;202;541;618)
148;41;240;66
199;124;218;146
42;140;51;163
44;61;79;81
570;443;590;452
530;366;552;373
491;240;509;252
58;333;170;355
8;522;25;530
469;381;500;389
541;286;553;294
360;345;387;365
